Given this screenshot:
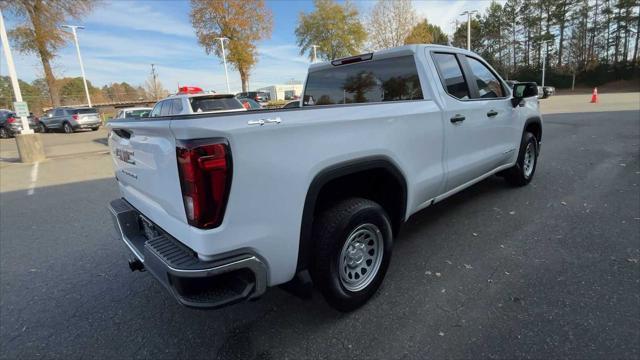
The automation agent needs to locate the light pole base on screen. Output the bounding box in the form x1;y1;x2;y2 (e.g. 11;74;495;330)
15;133;46;163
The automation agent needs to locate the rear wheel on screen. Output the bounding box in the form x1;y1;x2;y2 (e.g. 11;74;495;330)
504;132;538;186
310;198;393;312
0;127;9;139
63;122;74;134
39;123;48;133
91;126;99;131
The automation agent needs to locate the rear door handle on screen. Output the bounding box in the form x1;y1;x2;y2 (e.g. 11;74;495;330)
486;110;498;117
450;114;465;123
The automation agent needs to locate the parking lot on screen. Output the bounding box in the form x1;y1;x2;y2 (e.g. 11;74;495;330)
1;94;639;359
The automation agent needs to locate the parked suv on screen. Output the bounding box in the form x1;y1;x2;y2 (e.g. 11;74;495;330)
108;45;542;311
41;107;101;133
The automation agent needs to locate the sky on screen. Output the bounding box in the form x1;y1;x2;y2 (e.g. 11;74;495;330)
3;0;501;94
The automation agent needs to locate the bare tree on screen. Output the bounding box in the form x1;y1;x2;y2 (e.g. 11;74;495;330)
144;64;168;101
367;0;417;50
4;0;95;107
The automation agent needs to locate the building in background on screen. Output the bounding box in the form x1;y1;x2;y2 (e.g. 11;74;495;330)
256;83;303;101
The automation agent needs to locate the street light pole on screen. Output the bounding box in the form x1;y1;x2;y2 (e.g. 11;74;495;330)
0;10;31;134
62;25;91;107
460;10;478;51
311;45;319;63
541;40;550;88
215;37;231;93
1;9;45;163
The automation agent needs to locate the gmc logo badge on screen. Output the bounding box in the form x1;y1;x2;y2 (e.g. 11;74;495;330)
116;148;135;165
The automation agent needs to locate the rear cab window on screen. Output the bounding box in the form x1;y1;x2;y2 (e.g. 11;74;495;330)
303;55;423;106
190;96;244;113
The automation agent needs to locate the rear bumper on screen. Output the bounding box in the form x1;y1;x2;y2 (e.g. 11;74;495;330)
72;121;100;129
108;198;267;309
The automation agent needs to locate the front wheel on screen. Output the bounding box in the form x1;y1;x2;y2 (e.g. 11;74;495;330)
91;126;99;131
503;132;538;186
63;122;74;134
0;127;9;139
310;198;393;312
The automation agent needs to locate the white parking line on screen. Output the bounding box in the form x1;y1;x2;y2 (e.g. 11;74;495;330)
27;162;39;196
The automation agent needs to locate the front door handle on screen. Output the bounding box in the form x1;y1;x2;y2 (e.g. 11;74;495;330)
486;110;498;117
450;114;466;123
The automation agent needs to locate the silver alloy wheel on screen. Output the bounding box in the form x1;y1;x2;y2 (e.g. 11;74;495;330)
523;142;535;178
63;123;72;133
339;223;384;292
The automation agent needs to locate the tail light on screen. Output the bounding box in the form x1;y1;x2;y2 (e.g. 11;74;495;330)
72;114;79;120
7;116;16;123
176;140;231;229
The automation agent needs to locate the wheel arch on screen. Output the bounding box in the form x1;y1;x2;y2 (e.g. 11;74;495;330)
296;156;408;272
524;116;542;144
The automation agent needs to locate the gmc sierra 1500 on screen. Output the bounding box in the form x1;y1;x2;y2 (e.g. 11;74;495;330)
108;45;541;312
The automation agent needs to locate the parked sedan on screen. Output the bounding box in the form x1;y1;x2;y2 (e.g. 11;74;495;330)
0;110;22;138
41;107;101;133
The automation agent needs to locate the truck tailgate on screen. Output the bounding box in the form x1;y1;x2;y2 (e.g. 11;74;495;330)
108;120;186;227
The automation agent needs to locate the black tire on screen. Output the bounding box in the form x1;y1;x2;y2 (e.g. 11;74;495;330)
91;126;99;131
63;122;74;134
503;132;538;186
310;198;393;312
39;123;48;133
0;127;9;139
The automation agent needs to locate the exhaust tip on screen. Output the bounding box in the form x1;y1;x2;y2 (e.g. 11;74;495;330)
128;258;145;272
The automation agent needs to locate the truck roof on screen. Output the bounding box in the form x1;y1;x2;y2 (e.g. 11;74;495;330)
308;44;477;72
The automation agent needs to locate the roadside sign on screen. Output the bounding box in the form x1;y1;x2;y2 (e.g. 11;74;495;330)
13;101;29;118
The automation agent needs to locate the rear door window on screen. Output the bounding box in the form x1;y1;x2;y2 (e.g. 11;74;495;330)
172;99;183;114
54;109;65;116
303;55;423;106
465;56;504;98
432;53;470;100
150;103;162;117
159;100;173;116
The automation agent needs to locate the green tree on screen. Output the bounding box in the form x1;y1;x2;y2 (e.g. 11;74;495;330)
190;0;273;92
295;0;366;61
58;77;100;105
404;20;448;45
452;18;483;51
4;0;95;107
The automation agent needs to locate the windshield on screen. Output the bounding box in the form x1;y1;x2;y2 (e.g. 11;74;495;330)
190;96;244;112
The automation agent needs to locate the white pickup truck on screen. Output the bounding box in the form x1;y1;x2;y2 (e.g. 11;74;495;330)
108;45;542;312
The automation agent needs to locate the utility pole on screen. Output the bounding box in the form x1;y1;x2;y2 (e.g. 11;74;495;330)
62;25;91;107
214;37;231;93
150;64;159;100
0;9;44;162
460;10;478;51
311;45;319;63
541;40;550;87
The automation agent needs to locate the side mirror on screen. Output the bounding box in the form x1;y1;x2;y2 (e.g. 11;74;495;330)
511;82;538;107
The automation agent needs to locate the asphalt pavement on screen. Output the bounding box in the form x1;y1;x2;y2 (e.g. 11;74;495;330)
1;109;639;359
